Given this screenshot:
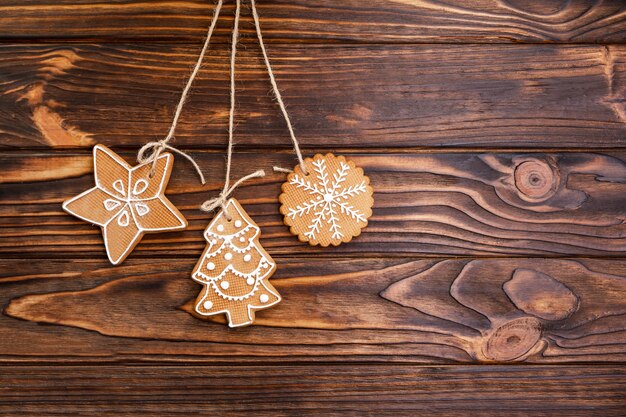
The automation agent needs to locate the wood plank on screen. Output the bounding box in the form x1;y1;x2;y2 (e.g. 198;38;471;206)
0;364;624;416
1;257;626;363
0;0;624;43
1;43;626;150
3;151;626;258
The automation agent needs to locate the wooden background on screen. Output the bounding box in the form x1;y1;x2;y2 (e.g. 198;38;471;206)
1;0;626;415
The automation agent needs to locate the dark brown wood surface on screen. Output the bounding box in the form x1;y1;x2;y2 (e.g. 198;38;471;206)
1;43;625;149
2;257;626;363
0;0;624;43
4;151;626;258
1;0;625;415
1;365;625;416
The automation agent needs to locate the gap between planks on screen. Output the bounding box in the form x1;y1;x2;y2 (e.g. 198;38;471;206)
5;147;626;155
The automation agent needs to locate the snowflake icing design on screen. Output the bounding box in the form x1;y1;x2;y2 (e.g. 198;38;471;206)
281;154;373;246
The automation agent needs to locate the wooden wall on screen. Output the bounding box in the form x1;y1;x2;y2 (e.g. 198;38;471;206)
1;1;626;415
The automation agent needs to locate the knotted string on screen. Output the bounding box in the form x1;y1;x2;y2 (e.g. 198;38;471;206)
137;0;225;184
201;0;266;219
201;169;266;212
138;141;206;183
250;0;307;175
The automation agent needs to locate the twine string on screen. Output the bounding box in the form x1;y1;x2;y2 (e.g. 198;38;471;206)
200;169;266;212
250;0;307;175
201;0;266;219
137;141;206;183
137;0;225;184
224;0;242;196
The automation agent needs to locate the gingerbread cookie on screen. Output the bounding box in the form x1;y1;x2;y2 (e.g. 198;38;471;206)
191;198;281;327
63;144;187;265
279;153;373;247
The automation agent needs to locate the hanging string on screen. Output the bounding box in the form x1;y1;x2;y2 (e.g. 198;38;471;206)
137;0;225;184
249;0;307;175
200;169;265;212
201;0;265;218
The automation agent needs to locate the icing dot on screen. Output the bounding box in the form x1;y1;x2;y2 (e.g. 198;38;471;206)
235;220;242;227
247;277;255;285
224;253;233;261
244;254;252;262
240;237;246;243
220;281;230;290
203;300;213;309
207;262;215;271
217;224;224;232
260;294;269;303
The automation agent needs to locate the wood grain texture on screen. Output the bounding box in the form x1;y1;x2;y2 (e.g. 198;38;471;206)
1;365;625;416
2;0;625;413
3;151;626;258
1;44;626;150
2;257;626;363
0;0;624;43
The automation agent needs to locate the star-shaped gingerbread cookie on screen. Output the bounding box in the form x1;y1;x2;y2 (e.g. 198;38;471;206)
63;144;187;265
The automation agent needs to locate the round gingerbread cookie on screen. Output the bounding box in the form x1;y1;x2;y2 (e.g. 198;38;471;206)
279;153;373;247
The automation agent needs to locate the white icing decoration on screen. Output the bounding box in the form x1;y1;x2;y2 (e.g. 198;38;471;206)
260;294;269;303
133;178;149;195
104;199;121;211
62;145;187;267
220;280;230;290
113;179;125;196
217;224;224;232
134;202;150;216
203;300;213;309
192;204;276;303
207;262;216;271
203;240;250;264
225;252;233;261
194;257;271;301
117;210;130;227
194;253;271;296
286;158;368;241
207;224;252;242
244;254;251;262
235;220;242;227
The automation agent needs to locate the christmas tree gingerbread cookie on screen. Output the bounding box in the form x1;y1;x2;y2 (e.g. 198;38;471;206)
63;144;187;265
191;198;281;327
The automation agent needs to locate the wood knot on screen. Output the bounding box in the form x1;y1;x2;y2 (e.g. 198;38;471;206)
482;317;541;362
513;159;560;202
